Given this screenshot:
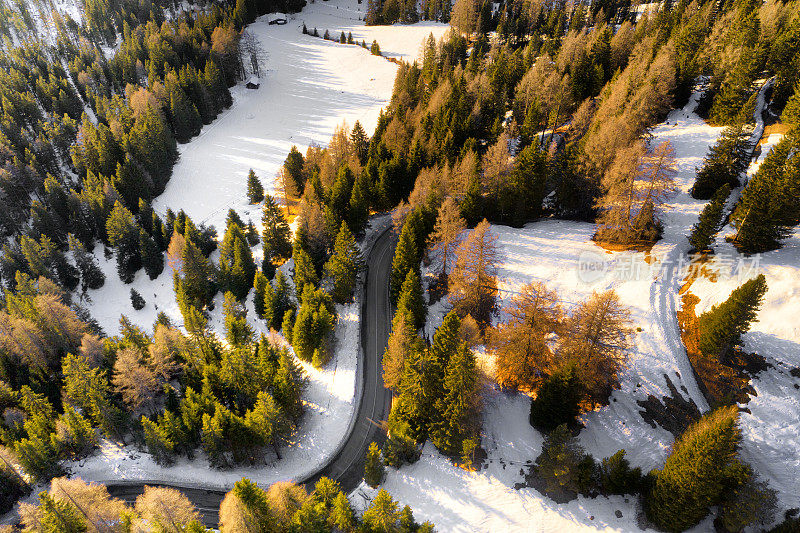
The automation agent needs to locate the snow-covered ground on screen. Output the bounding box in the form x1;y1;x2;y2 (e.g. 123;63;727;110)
69;0;446;490
367;90;798;531
151;2;447;232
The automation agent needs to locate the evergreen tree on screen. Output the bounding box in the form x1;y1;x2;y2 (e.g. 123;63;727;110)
364;441;385;487
323;222;363;303
130;288;145;310
168;78;203;143
68;234;105;292
396;269;426;331
293;243;319;293
106;201;142;283
362;490;399;531
140;229;164;279
646;406;743;532
36;492;88;533
688;184;731;252
390;220;421;302
698;274;768;361
262;195;293;268
223;292;254;347
220;221;256;300
253;271;270;319
247;169;264;204
529;364;582;432
142;415;176;465
284;146;305;195
534;424;595;496
54;406;96;459
431;342;480;456
691;125;751;199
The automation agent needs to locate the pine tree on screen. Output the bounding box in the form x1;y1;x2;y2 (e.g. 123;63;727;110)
688;184;731;252
431;342;480;456
370;40;381;56
262;195;293;267
362;490;399;531
534;424;595;496
529;364;582;431
54;406;97;459
396;269;426;331
246;169;264;204
140;229;164;279
390;220;421;302
68;234;105;292
350;121;369;164
329;492;356;532
223;292;254;347
293;243;319;293
106;201;142;283
364;442;385;487
691;125;751;199
219;478;273;530
36;492;88;532
168;78;203;143
142;415;176;465
130;288;145;310
646;406;743;532
253;271;270;319
323;222;363;303
284;146;305;195
698;274;767;361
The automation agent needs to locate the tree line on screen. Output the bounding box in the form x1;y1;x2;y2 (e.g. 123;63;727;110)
0;475;434;532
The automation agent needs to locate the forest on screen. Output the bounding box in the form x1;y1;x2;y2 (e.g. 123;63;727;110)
0;0;799;528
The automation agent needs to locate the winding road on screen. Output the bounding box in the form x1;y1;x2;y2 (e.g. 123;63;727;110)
106;228;396;526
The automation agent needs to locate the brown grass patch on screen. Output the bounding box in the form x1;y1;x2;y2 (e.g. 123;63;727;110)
594;240;656;253
760;121;793;142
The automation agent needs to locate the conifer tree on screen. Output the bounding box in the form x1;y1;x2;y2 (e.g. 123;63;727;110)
34;492;88;532
253;271;270;319
428;197;466;288
390;219;421;302
219;478;273;531
293;243;318;293
698;274;767;361
68;234;105;292
363;490;399;531
142;415;176;465
246;169;264;204
348;172;371;234
106;201;142;283
329;492;356;532
130;288;145;310
284;146;305;195
364;442;385;487
534;424;594;496
646;406;743;531
431;342;480;456
396;269;426;331
529;364;582;431
692;125;751;199
382;308;424;392
54;406;97;459
449;219;499;328
688;184;731;252
262;195;293;268
323;222;363;303
140;229;164;279
168;79;203;143
223;292;254;347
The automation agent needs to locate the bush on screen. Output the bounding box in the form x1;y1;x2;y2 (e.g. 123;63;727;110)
529;365;582;432
130;288;145;310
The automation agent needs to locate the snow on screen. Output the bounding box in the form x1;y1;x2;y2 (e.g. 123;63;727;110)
151;1;448;232
368;89;796;531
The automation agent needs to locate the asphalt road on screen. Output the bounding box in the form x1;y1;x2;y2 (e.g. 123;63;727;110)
106;227;396;527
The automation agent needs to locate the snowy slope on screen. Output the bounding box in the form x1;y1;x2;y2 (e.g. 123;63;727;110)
151;1;448;233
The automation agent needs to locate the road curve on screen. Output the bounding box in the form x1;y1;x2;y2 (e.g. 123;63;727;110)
106;227;396;526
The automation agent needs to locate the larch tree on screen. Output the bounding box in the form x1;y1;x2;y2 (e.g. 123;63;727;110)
489;282;563;391
595;140;677;245
427;197;466;288
559;290;632;406
449;219;500;328
134;486;200;533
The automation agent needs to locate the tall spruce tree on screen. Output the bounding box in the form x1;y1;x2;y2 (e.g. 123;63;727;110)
390;220;421;302
262;195;293;269
396;269;426;332
646;406;744;532
246;169;264;204
364;442;385;487
691;125;751;199
106;201;143;283
323;222;363;304
431;342;480;456
698;274;767;361
688;184;731;252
